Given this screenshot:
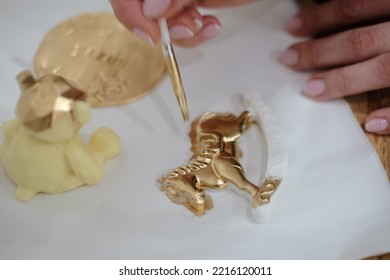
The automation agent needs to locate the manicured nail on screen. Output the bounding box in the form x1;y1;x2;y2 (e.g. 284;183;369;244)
194;19;203;30
143;0;171;19
201;24;221;39
279;49;298;66
132;28;154;46
303;79;325;96
365;118;389;133
169;25;194;39
284;16;303;32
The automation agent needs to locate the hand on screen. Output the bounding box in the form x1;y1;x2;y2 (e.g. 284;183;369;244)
109;0;255;47
280;0;390;135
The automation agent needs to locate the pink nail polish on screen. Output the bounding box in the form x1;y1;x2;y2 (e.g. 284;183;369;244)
365;118;389;133
303;79;325;96
201;24;221;39
169;25;194;39
284;16;303;32
279;49;298;66
143;0;171;19
132;28;154;46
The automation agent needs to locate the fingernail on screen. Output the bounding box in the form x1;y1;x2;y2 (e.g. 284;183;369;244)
303;79;325;96
194;19;203;30
169;25;194;39
143;0;171;19
132;28;154;46
201;24;221;39
284;16;303;32
365;118;389;133
279;49;298;66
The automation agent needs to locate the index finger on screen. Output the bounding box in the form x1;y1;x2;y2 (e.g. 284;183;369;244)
110;0;160;42
143;0;195;20
286;0;390;37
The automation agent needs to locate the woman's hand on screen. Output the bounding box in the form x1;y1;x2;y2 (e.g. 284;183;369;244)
280;0;390;134
109;0;255;47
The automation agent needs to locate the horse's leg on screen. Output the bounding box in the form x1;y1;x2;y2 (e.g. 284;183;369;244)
213;152;258;197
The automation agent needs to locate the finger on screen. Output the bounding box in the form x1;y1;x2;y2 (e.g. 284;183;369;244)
110;0;160;44
285;0;390;37
198;0;256;8
280;22;390;71
143;0;195;20
365;107;390;135
302;52;390;100
167;7;204;40
172;15;221;48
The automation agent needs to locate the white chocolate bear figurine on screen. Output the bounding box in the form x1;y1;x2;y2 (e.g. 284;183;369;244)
0;70;121;201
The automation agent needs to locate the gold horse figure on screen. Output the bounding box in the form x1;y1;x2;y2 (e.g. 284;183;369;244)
160;111;276;216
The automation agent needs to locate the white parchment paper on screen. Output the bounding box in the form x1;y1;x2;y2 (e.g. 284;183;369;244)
0;0;389;259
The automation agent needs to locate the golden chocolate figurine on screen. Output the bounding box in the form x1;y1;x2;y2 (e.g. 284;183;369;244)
0;71;121;201
159;110;281;217
34;13;166;107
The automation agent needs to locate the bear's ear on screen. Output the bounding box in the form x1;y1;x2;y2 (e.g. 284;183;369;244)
73;101;91;126
16;70;36;91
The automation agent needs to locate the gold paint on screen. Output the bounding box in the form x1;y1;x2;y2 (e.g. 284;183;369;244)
0;71;121;201
34;13;166;107
164;52;189;120
159;111;280;216
159;18;189;121
15;70;87;133
253;178;282;207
